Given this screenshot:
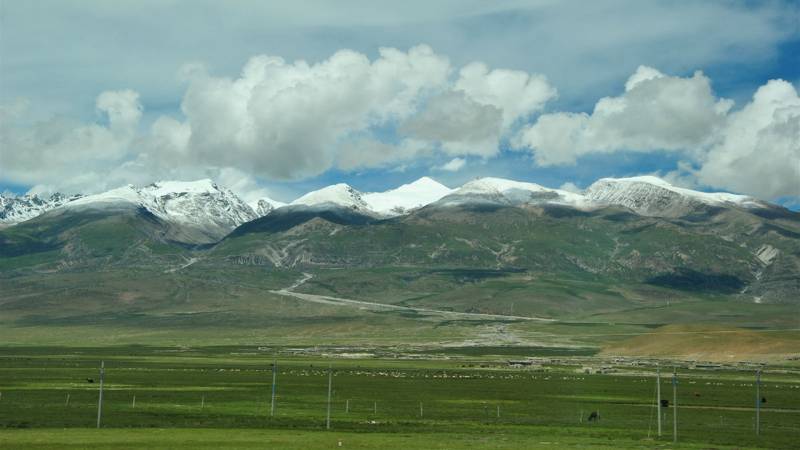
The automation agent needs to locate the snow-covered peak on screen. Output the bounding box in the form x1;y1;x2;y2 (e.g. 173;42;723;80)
291;183;369;211
249;197;287;217
363;177;453;215
443;177;588;208
68;185;142;207
585;176;760;216
0;192;82;225
147;179;220;196
64;180;258;243
457;177;552;195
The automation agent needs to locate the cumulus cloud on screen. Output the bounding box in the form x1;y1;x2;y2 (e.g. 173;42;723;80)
400;91;504;157
513;66;799;201
1;45;559;195
454;62;557;127
558;182;582;193
439;157;466;172
0;90;142;189
514;66;733;166
176;45;452;179
696;80;800;199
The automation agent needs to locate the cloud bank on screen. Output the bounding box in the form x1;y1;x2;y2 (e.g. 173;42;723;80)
513;67;800;200
1;46;797;203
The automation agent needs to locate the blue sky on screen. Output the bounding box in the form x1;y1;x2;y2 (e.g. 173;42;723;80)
1;1;798;208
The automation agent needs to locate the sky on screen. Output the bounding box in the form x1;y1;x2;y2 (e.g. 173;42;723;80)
1;0;799;208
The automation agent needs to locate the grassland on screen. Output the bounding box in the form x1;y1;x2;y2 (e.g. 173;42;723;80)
0;347;798;449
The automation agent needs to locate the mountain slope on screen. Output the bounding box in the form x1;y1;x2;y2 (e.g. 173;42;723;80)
0;205;188;271
213;188;800;303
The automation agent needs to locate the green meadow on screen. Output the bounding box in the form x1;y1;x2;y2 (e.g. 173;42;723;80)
0;347;798;449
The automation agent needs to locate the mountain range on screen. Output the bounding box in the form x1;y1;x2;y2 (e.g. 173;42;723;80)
1;175;798;305
0;175;773;229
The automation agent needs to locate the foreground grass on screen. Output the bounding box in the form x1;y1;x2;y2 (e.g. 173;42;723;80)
0;427;765;450
1;347;798;449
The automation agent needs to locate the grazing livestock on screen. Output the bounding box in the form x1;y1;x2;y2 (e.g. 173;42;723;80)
660;399;669;407
587;411;599;422
86;378;94;383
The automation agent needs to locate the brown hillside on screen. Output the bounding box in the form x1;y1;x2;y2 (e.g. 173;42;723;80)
601;324;800;362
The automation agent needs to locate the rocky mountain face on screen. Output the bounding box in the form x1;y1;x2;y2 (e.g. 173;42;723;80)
0;192;82;226
250;198;287;217
63;180;259;244
584;176;762;217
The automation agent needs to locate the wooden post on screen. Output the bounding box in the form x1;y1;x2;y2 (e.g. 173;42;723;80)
672;367;677;443
201;395;205;410
419;401;423;418
270;360;277;417
96;360;105;429
65;393;70;406
755;368;761;436
346;399;350;413
326;365;333;430
374;401;377;415
657;367;662;437
132;395;136;409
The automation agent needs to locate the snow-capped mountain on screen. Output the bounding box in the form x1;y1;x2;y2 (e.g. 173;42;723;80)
363;177;453;215
66;179;258;243
249;197;287;217
436;177;588;209
1;175;776;238
584;176;761;217
0;192;82;226
290;183;371;212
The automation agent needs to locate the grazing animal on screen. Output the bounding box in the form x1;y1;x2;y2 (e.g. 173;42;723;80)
587;411;599;422
694;392;701;397
86;378;94;383
761;397;767;404
660;399;669;407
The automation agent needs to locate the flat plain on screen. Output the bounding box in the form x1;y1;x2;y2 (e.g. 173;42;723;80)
0;346;798;449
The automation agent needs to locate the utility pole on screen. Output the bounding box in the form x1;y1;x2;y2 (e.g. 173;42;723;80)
96;360;105;429
755;367;761;436
672;367;677;443
656;366;662;437
270;360;277;417
326;365;333;430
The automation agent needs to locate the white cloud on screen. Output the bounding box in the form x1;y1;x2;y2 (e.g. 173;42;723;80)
0;90;141;190
439;157;466;172
401;91;504;157
514;66;733;166
177;45;451;180
1;45;559;194
696;80;800;199
455;62;557;127
514;66;799;202
558;182;581;193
